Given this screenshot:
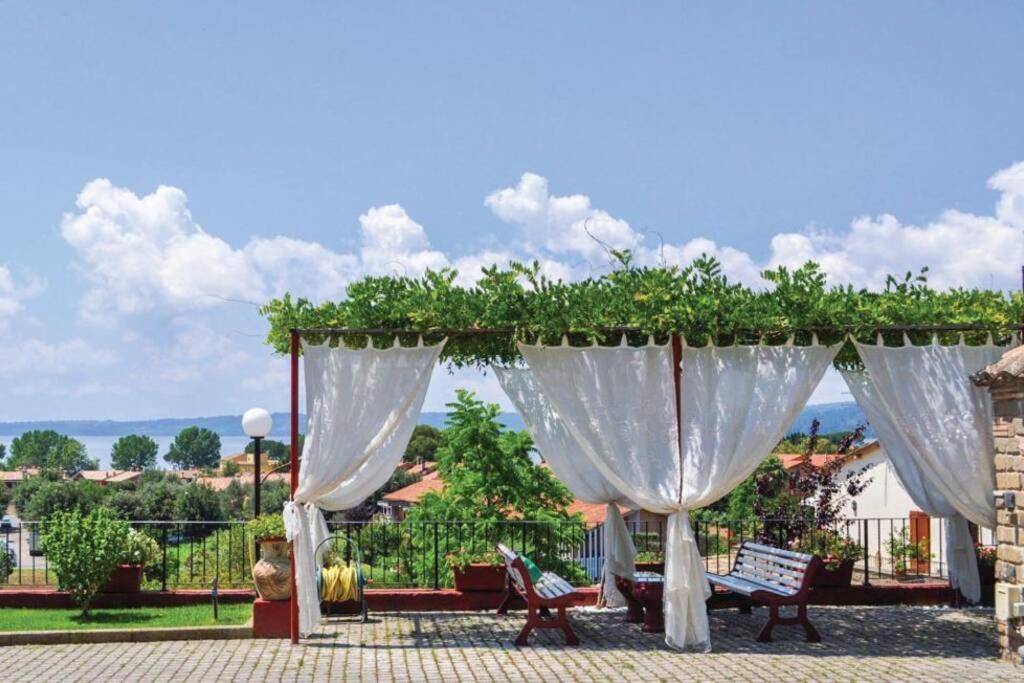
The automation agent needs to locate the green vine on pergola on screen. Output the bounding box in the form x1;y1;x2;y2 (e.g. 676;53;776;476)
259;256;1023;369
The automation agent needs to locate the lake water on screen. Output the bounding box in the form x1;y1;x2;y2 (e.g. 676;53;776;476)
73;435;254;470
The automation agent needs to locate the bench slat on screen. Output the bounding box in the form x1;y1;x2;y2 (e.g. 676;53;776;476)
734;561;804;588
711;572;798;597
742;542;815;563
734;557;804;582
732;570;799;596
737;549;809;572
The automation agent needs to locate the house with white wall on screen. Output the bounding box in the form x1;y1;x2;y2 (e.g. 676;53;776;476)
779;441;994;577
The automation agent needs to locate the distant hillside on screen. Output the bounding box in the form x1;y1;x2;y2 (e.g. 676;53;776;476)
787;402;872;437
0;412;527;437
0;405;860;439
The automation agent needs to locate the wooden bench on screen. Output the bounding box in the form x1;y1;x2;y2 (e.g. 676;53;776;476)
706;541;822;643
495;543;581;646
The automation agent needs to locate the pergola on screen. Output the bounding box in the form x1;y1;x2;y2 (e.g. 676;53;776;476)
284;323;1019;651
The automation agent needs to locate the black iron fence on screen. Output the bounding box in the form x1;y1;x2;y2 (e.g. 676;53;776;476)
0;516;992;591
0;520;253;590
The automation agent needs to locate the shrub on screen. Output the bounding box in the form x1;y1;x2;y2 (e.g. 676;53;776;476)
794;529;863;570
121;528;160;566
0;544;13;582
248;513;286;541
42;508;130;614
180;526;254;588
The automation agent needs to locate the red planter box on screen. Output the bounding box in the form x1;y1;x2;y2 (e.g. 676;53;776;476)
814;559;854;588
103;564;144;593
253;598;291;638
452;564;506;592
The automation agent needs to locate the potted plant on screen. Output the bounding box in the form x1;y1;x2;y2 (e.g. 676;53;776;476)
634;550;665;575
795;530;863;588
447;548;506;592
104;528;160;593
248;513;291;600
887;529;929;580
977;544;996;606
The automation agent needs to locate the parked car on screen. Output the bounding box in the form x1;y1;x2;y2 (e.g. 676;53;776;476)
0;516;17;533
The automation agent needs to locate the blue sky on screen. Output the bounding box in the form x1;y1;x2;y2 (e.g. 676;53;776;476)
1;2;1023;421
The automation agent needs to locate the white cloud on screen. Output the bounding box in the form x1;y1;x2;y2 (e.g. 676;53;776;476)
485;166;1024;291
485;172;640;262
0;265;44;319
358;204;449;277
0;337;115;378
11;162;1021;419
61;179;265;318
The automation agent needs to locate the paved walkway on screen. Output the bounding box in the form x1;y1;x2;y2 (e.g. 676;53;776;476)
0;606;1012;681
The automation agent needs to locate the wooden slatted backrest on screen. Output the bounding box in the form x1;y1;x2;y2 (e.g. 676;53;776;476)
496;543;530;595
731;542;820;595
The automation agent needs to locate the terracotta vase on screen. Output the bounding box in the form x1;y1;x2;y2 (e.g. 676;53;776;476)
253;537;291;601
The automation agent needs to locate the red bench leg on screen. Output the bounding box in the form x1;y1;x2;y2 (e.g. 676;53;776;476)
798;604;821;643
497;578;518;615
756;604;778;642
557;606;579;646
515;605;538;646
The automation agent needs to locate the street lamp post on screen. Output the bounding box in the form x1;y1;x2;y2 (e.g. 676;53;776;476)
242;408;272;560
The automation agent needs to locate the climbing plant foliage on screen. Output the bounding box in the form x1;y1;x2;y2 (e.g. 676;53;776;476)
260;256;1022;368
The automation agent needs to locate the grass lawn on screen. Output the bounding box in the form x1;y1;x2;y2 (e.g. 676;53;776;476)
0;603;252;632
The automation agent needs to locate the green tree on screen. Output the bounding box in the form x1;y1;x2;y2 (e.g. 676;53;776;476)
174;482;223;523
0;442;6;468
8;431;97;474
107;489;148;520
140;480;181;521
219;478;249;520
23;480;106;520
164;427;222;470
42;507;129;614
110;435;159;471
405;391;583;586
260;479;291;516
221;460;240;476
403;424;443;464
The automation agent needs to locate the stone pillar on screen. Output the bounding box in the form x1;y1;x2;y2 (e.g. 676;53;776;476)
976;345;1024;662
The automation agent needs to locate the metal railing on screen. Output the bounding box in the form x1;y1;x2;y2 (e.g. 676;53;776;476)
1;520;253;590
0;515;993;591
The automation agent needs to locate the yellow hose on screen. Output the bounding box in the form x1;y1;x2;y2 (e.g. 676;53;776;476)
322;563;359;603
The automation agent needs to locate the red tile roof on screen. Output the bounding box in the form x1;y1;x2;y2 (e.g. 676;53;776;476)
382;470;443;504
0;469;38;483
381;468;631;524
198;472;290;492
776;442;880;471
76;470;143;483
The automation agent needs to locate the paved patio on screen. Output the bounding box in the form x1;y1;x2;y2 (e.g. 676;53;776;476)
0;606;1012;681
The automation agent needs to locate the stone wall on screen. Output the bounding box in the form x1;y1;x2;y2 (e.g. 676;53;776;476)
992;379;1024;661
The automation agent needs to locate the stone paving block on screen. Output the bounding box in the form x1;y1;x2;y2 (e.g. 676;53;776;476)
0;606;1015;682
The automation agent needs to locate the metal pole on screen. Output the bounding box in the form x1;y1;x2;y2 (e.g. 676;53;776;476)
253;435;262;564
862;520;871;587
671;335;683;505
289;330;300;645
253;437;263;516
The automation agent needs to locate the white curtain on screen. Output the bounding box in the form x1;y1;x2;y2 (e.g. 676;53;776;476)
520;337;839;651
283;338;445;636
493;366;637;607
843;335;1008;602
